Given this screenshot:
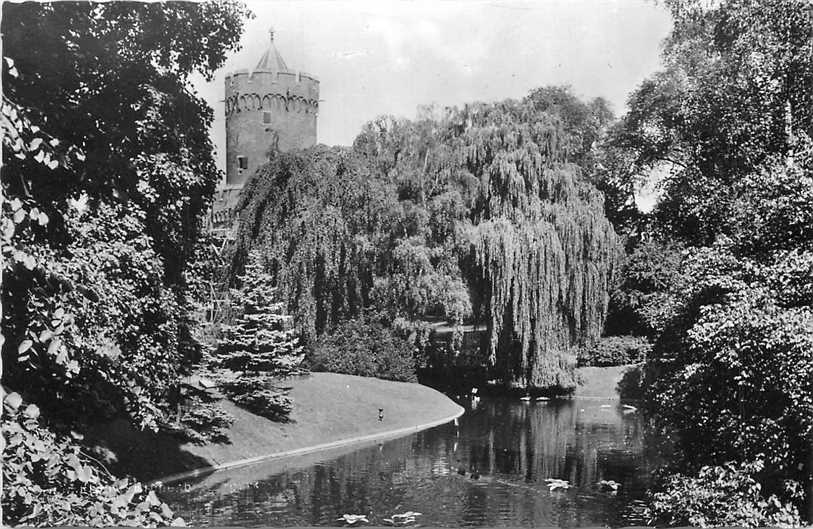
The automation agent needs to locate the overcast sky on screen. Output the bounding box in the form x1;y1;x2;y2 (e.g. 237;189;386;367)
191;0;673;190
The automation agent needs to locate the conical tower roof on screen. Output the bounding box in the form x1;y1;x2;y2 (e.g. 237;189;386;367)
255;27;289;72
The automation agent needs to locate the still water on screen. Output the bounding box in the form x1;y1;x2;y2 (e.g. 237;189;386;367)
164;396;656;527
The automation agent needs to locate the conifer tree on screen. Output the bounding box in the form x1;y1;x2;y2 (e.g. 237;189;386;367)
215;251;305;421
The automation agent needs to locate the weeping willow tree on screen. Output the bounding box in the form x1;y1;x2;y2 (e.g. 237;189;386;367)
232;123;475;346
230;146;388;341
466;198;619;388
229;89;620;390
459;101;620;389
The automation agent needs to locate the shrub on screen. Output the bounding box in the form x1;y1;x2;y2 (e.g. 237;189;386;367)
2;392;181;527
310;317;417;383
577;335;651;367
219;376;293;422
646;458;802;528
170;394;235;445
645;241;813;512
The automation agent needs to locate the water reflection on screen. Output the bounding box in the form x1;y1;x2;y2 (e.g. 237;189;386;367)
164;396;655;527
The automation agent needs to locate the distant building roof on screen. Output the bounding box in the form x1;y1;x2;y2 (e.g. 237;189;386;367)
255;27;289;72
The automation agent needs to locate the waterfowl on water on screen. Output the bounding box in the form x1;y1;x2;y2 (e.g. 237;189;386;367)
596;479;620;493
545;478;571;491
456;459;466;475
384;512;422;526
337;514;369;525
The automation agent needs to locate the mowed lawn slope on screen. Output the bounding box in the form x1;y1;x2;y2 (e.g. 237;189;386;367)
574;365;638;399
188;372;463;465
88;372;463;481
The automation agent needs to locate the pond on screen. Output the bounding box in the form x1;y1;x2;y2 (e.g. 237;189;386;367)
162;395;658;527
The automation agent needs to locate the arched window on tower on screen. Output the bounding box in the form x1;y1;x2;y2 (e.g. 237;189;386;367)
237;155;248;173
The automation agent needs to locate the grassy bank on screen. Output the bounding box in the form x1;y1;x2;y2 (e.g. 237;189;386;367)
574;364;639;399
86;372;462;482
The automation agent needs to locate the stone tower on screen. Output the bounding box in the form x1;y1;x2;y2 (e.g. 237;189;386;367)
211;29;319;226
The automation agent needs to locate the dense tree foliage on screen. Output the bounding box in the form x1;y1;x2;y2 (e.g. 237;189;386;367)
604;239;685;336
525;87;614;166
231;90;620;390
1;95;186;527
3;2;249;278
7;202;185;428
2;0;248;422
1;2;250;526
601;0;813;521
641;148;813;518
609;0;812;244
234;147;391;337
184;231;229;314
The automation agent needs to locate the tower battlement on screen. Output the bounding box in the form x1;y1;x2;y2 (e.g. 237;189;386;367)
210;28;320;230
223;29;319;188
224;68;320;113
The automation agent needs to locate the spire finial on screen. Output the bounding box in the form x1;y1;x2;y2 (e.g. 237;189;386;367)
269;26;275;42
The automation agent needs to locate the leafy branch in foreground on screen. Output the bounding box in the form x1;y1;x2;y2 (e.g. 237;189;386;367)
646;458;801;528
2;391;184;527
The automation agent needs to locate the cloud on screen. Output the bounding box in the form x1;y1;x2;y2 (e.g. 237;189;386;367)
192;0;673;161
362;8;491;76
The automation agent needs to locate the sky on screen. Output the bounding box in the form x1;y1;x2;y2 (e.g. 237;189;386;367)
191;0;673;209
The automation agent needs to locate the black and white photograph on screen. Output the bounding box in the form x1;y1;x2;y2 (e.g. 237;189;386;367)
1;0;811;527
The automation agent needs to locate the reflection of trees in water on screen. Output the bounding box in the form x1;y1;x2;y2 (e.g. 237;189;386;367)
304;444;414;523
457;398;644;484
169;397;654;526
464;399;648;487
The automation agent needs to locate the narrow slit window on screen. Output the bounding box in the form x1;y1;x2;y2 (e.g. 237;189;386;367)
237;156;248;170
263;111;272;123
